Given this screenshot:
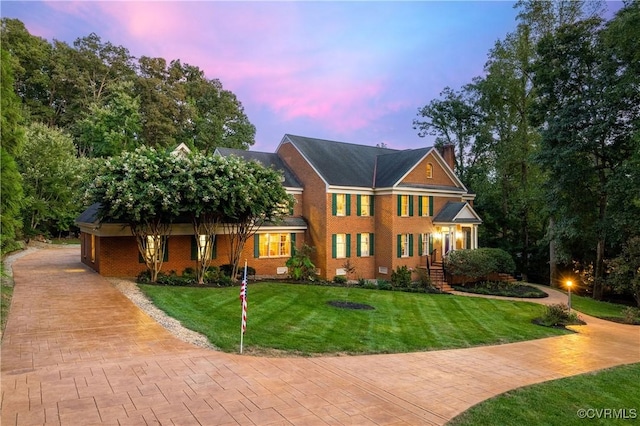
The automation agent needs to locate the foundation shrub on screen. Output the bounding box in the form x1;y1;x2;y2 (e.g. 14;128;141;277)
445;248;516;284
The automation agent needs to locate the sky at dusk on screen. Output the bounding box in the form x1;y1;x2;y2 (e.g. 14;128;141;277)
1;1;622;153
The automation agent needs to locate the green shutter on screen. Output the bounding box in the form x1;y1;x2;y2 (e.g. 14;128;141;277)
356;233;362;257
397;195;402;216
418;234;423;256
409;234;414;256
346;234;351;257
332;234;337;258
332;193;337;216
370;196;375;216
290;233;296;255
370;233;375;255
254;234;260;258
418;196;423;217
429;196;434;216
211;236;217;259
397;234;402;258
356;195;362;217
346;194;351;216
409;196;414;216
429;233;433;254
191;236;198;260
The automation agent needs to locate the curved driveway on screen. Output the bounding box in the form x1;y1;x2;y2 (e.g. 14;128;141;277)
2;247;639;425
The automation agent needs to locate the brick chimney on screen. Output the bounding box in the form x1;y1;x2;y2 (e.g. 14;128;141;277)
438;144;455;171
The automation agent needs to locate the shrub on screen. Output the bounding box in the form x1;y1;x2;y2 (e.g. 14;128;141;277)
182;267;196;278
217;275;234;287
622;307;640;325
360;279;378;290
391;266;412;288
537;303;582;327
377;279;392;291
136;269;152;283
220;264;255;279
445;248;516;284
333;275;347;284
285;244;317;281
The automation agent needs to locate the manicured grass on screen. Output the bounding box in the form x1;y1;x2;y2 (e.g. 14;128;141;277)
139;283;570;354
570;293;634;320
449;363;640;425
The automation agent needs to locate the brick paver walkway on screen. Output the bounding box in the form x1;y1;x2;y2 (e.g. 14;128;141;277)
2;247;639;425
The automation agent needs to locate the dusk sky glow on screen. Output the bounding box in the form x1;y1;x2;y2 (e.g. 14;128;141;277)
1;1;622;153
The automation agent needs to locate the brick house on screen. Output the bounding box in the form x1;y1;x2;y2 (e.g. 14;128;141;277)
77;134;480;283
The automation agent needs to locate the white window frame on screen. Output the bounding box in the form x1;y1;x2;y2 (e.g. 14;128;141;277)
335;233;347;258
401;234;410;258
335;194;347;216
360;233;370;257
400;195;410;217
259;233;291;258
360;195;371;217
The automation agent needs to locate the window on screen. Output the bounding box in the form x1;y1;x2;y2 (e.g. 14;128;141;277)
191;235;216;261
90;234;95;263
419;196;433;217
357;195;373;216
397;234;414;258
259;233;291;258
357;233;374;257
419;233;432;256
332;233;351;258
332;193;351;216
139;235;168;263
426;163;433;179
398;195;413;217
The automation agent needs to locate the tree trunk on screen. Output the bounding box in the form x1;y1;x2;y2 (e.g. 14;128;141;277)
549;217;558;287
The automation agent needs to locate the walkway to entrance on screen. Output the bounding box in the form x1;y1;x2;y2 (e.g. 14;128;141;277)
2;247;639;425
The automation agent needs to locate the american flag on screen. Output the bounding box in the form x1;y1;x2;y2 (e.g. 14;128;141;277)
239;263;248;334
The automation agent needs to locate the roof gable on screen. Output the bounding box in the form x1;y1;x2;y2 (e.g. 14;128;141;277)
433;202;482;224
374;148;431;187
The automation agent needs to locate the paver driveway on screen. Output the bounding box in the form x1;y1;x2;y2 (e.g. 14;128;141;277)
2;247;639;425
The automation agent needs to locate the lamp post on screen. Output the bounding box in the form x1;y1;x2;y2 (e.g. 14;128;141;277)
567;280;572;311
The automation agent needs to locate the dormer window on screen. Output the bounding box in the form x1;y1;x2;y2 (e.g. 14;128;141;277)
426;163;433;179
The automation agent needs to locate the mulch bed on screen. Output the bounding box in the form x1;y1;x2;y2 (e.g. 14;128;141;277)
327;300;375;310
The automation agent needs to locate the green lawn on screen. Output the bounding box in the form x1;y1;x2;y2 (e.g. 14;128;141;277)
449;363;640;425
570;293;635;320
139;283;570;354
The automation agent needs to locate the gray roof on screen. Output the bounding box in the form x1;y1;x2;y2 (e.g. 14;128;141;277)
215;148;302;188
432;201;482;224
374;148;431;187
283;134;396;187
76;202;101;224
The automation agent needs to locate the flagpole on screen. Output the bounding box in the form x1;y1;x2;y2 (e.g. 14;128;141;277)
239;259;248;354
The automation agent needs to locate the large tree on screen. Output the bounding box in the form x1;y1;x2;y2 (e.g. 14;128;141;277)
1;48;25;252
532;5;640;299
87;147;188;282
75;80;142;157
17;123;84;237
413;86;481;183
221;157;293;281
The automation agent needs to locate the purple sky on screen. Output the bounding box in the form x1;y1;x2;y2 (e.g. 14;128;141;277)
1;1;622;153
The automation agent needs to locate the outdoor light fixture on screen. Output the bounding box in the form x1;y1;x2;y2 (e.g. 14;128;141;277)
567;280;572;311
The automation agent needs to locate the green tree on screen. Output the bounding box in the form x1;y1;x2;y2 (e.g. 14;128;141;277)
1;48;25;251
607;236;640;307
413;86;481;183
87;147;188;282
17;123;83;237
75;80;142;157
532;7;640;299
1;18;54;125
221;157;293;281
468;23;547;282
182;153;227;285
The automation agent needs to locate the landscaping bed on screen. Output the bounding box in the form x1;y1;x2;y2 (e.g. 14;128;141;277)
453;281;548;298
